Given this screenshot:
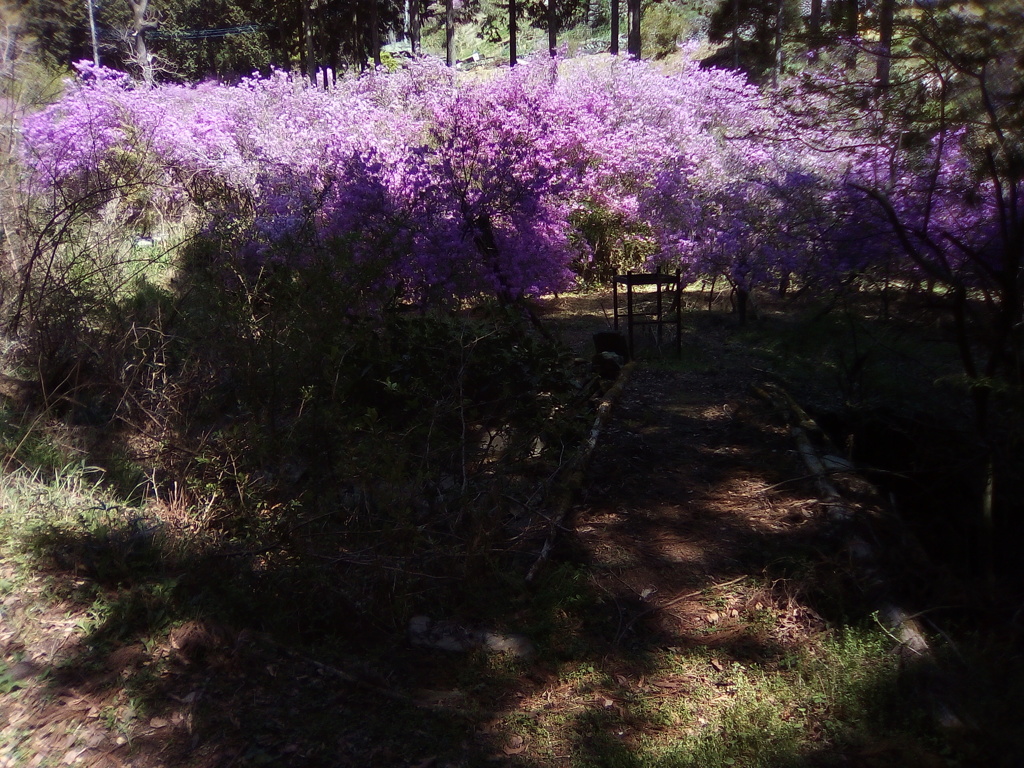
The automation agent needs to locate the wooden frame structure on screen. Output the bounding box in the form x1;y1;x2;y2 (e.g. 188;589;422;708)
612;270;682;359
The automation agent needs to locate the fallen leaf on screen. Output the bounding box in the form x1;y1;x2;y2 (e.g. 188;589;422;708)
706;612;720;624
710;658;724;672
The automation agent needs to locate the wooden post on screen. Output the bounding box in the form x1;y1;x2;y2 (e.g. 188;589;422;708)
626;272;635;359
675;270;682;357
656;269;664;347
613;277;619;330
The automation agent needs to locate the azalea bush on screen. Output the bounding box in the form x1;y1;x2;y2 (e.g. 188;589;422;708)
17;54;832;312
13;40;1019;388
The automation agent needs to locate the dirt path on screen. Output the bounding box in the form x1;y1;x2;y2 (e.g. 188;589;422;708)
561;306;841;657
576;363;816;641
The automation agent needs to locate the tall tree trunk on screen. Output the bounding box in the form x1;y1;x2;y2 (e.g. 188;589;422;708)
844;0;858;68
627;0;640;59
548;0;557;56
370;0;381;67
806;0;821;60
409;0;420;54
353;6;363;71
875;0;895;89
808;0;821;39
302;0;315;84
732;0;740;68
509;0;517;66
772;0;784;87
610;0;619;55
736;287;749;325
446;0;454;66
87;0;100;66
128;0;155;85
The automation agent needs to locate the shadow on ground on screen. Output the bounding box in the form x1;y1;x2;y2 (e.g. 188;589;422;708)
3;300;1020;768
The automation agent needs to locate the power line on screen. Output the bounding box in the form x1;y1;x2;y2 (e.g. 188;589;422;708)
149;24;265;41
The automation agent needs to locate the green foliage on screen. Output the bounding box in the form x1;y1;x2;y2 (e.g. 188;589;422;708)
704;0;803;80
573;203;656;287
642;2;691;59
150;0;275;81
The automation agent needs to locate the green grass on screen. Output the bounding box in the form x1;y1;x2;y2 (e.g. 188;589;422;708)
482;620;947;768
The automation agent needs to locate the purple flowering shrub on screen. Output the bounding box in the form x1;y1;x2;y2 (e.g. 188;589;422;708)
18;47;1018;372
22;49;1016;327
20;53;830;312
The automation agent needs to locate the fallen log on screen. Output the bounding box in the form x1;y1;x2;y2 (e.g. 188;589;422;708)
753;380;969;733
525;362;636;584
